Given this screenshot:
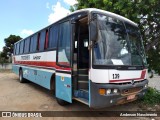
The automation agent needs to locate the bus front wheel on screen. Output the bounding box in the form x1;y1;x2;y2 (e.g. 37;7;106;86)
56;98;70;106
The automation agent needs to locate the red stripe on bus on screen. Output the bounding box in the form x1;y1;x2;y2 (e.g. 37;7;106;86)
109;70;146;83
14;61;71;71
140;70;146;79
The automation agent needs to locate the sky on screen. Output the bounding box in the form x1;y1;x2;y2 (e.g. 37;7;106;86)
0;0;77;52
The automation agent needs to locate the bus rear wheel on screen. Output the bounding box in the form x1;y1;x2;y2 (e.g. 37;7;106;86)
19;69;26;83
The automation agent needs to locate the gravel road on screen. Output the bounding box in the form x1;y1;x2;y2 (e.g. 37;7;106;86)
148;74;160;91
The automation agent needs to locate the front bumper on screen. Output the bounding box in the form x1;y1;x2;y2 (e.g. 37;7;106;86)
89;79;148;108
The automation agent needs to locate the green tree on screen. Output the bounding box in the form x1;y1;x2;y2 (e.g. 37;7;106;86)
0;52;8;67
1;35;22;59
71;0;160;73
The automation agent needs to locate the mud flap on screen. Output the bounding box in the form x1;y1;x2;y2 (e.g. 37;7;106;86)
55;73;72;103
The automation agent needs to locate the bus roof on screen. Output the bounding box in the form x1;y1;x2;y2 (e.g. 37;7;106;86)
71;8;137;26
15;8;137;44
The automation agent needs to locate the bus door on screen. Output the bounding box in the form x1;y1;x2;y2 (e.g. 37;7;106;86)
72;16;90;104
77;19;89;90
55;21;72;103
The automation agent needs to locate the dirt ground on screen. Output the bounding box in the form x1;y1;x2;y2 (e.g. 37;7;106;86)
148;73;160;91
0;70;159;120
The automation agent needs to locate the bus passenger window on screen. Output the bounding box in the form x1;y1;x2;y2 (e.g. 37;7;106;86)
20;41;24;54
49;26;58;49
13;45;16;55
24;38;30;53
16;43;20;55
57;21;71;66
39;30;46;51
30;35;38;52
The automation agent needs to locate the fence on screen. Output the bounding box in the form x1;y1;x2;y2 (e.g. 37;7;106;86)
0;63;12;69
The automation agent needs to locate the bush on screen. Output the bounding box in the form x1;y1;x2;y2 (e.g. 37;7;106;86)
140;87;160;105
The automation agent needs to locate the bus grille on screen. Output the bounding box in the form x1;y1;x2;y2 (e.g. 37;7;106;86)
121;87;143;96
112;80;145;85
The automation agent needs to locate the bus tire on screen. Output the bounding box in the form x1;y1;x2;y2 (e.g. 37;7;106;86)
56;98;70;106
19;69;26;83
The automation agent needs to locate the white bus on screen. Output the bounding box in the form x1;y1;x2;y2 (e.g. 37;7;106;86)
12;8;148;108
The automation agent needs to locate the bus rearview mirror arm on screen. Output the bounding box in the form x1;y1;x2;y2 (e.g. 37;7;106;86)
90;20;98;43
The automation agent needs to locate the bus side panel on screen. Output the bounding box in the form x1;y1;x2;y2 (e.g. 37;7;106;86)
22;67;53;90
56;73;72;103
12;65;20;75
36;70;53;89
23;67;36;82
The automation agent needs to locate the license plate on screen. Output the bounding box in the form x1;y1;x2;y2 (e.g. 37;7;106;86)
127;94;135;100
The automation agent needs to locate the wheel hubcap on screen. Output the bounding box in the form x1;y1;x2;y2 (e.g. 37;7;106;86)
20;72;22;81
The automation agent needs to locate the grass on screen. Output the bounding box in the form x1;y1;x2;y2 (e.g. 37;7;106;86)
139;87;160;106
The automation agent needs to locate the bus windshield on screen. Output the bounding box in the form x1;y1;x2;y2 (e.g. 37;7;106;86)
93;14;147;67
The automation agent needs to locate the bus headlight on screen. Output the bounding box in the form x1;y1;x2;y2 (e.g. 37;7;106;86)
106;89;111;94
113;89;118;93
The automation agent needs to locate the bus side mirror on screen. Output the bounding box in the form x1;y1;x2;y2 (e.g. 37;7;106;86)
89;22;98;50
90;14;98;42
90;20;98;42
